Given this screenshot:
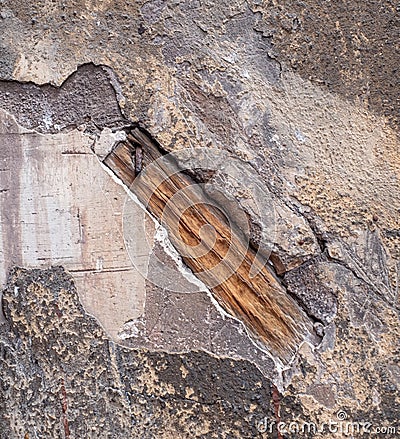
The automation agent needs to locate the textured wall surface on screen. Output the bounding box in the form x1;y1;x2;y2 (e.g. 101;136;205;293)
0;1;399;438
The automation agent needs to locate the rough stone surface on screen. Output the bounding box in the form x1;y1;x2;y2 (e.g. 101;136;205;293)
0;64;127;133
0;267;276;438
0;0;399;437
251;0;400;132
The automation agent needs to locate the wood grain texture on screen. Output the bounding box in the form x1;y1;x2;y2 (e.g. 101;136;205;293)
104;128;318;362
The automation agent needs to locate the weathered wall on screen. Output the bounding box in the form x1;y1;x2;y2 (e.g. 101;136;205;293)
0;1;399;438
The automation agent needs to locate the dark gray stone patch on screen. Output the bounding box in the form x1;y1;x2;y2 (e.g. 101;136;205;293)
0;266;281;438
0;64;128;134
284;259;338;324
0;44;16;79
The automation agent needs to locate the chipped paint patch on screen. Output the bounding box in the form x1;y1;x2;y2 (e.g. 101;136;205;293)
0;110;146;337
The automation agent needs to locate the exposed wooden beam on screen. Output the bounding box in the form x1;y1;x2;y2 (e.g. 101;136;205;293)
103;128;318;363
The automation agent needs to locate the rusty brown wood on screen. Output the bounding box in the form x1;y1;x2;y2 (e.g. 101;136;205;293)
103;128;318;363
